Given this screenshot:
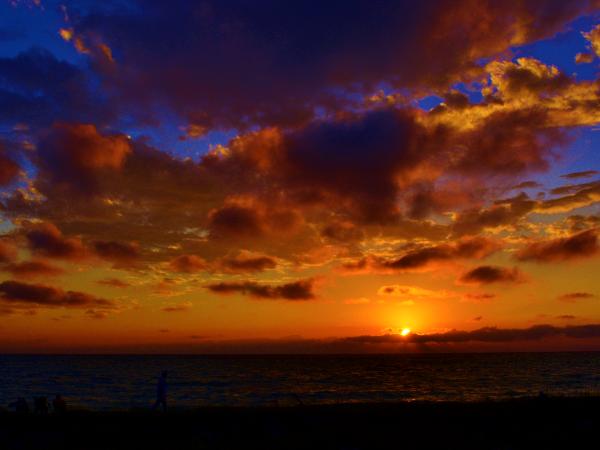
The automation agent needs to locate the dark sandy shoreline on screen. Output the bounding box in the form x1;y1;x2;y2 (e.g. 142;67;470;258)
2;396;599;449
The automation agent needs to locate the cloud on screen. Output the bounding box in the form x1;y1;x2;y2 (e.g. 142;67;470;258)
208;204;264;238
25;222;86;260
377;285;451;301
0;280;114;309
536;181;600;213
452;193;536;236
217;252;277;274
583;24;600;57
557;315;576;320
169;254;207;273
561;170;599;179
0;1;597;287
512;181;542;189
64;0;596;130
567;215;600;232
516;229;599;262
161;301;192;312
321;221;364;243
575;52;594;64
206;278;315;301
356;237;502;271
343;324;600;345
463;292;496;302
2;259;64;278
558;292;596;303
0;48;107;127
0;240;17;263
93;240;140;268
97;278;130;288
207;199;303;239
36;123;131;193
0;146;19;186
459;265;526;285
485;57;570;98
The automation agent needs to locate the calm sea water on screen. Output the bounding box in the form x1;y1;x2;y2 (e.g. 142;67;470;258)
1;353;600;411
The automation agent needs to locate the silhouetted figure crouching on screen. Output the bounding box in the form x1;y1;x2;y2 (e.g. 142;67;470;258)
53;394;67;414
153;371;168;412
33;397;49;414
9;397;29;414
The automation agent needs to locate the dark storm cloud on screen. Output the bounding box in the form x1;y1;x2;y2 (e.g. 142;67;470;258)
206;279;315;300
459;265;526;285
0;280;114;308
516;229;599;263
65;0;597;129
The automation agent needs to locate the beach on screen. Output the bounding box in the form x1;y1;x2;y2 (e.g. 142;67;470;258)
2;396;599;449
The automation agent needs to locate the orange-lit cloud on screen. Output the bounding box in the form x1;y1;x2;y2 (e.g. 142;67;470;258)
516;229;599;263
0;280;114;309
459;266;527;285
558;292;597;302
169;255;208;273
206;279;316;301
25;223;86;260
2;259;64;278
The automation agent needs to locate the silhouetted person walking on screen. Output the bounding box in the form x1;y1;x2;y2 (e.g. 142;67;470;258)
153;371;168;412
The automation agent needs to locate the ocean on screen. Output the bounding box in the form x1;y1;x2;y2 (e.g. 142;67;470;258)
1;353;600;411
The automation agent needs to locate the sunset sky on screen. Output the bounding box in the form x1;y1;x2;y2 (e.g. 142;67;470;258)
0;0;599;353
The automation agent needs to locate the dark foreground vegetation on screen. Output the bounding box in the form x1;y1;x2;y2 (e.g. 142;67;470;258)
1;396;599;449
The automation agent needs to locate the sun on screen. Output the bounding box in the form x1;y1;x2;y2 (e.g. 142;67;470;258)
400;328;411;337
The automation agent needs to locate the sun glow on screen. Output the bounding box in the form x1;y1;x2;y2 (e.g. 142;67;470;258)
401;328;411;337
